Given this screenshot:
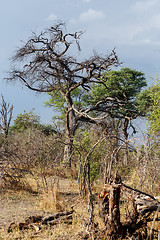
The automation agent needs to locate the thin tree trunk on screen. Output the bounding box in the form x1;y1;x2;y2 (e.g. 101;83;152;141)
122;118;129;165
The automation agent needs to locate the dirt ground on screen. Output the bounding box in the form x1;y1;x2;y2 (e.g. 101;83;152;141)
0;191;45;230
0;178;79;227
0;179;92;239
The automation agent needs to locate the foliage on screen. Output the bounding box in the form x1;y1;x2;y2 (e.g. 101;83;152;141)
80;68;147;165
45;88;84;128
136;89;153;113
137;77;160;136
74;126;116;182
38;124;57;136
10;110;56;135
82;67;147;118
10;110;40;133
148;83;160;135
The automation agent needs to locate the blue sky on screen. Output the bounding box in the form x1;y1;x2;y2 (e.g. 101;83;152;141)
1;0;160;126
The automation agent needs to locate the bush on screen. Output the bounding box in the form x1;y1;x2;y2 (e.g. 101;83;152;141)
0;129;64;191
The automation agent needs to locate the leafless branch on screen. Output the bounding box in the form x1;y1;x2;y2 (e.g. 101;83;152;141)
0;95;13;138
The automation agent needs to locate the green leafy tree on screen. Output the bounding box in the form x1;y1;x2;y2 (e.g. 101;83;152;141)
10;110;40;133
148;84;160;136
11;110;56;136
83;68;146;115
137;78;160;136
82;68;147;164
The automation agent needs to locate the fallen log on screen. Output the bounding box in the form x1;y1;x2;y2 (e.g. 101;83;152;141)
42;210;74;224
44;214;73;226
7;210;74;233
25;215;42;224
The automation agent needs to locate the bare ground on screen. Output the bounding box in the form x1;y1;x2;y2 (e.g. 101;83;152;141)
0;179;95;239
0;191;45;230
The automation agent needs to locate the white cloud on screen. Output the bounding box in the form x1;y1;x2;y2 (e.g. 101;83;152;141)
70;1;160;48
132;27;160;44
132;0;159;13
79;8;105;22
129;0;160;45
46;13;57;22
83;0;91;2
130;12;160;43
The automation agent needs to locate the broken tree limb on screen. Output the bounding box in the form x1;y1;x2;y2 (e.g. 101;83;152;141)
42;210;74;224
7;210;74;233
44;214;73;226
122;183;160;203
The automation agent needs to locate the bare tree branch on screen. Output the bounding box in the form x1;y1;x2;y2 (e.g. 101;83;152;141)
0;95;13;139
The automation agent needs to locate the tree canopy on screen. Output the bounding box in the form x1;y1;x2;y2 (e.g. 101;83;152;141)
82;67;147;119
137;78;160;136
8;22;119;95
10;110;56;136
10;110;40;133
6;22;120;166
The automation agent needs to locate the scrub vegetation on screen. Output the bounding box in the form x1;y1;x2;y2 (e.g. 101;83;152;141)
0;22;159;239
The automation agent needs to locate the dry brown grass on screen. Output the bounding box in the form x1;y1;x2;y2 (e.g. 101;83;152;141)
0;174;106;240
39;186;64;212
1;171;160;240
0;135;159;239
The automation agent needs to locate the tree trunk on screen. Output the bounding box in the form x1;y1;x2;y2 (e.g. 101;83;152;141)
63;94;77;167
63;127;74;168
122;118;129;165
113;119;120;163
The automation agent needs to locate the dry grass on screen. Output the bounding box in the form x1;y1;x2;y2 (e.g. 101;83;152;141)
0;221;94;240
39;187;64;212
0;175;104;240
0;172;159;240
0;153;159;240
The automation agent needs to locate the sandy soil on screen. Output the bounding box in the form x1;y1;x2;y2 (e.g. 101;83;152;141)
0;191;45;230
0;179;92;239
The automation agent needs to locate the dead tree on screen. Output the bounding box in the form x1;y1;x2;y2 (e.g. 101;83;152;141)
6;21;120;167
99;173;122;239
0;95;13;139
99;174;160;239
